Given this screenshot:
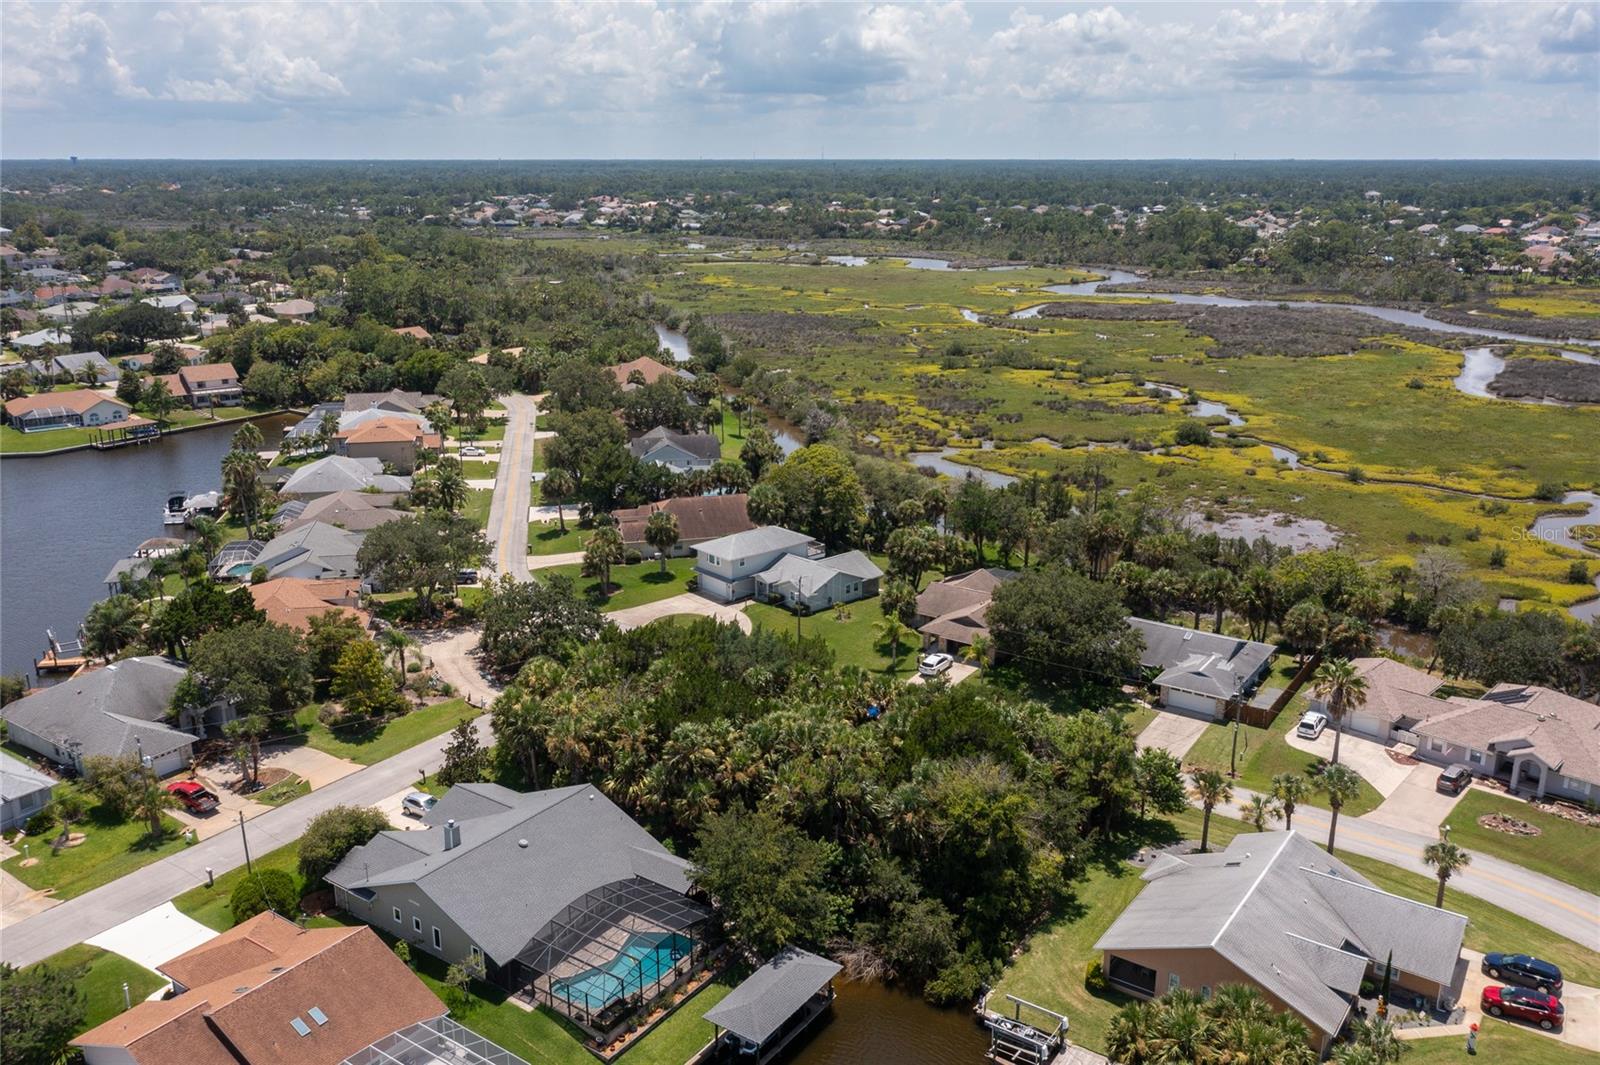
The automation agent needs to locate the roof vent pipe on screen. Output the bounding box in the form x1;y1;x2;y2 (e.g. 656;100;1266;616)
443;818;461;851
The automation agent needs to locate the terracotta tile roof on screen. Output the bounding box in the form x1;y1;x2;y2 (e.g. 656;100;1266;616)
336;415;442;448
74;914;445;1065
392;325;431;340
180;362;240;386
4;389;127;416
616;493;754;545
248;577;368;633
609;355;678;387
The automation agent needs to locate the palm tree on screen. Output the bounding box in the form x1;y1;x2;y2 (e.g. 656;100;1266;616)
644;510;680;574
874;614;908;672
1189;769;1233;852
188;515;223;562
1320;763;1363;854
225;713;271;785
222;449;266;538
1311;657;1369;766
960;632;991;671
231;420;264;453
1270;772;1311;832
1422;833;1472;908
433;458;467;514
1105;1001;1160;1065
542;468;575;533
82;595;143;660
1338;1017;1404;1064
1244;793;1278;832
380;628;411;680
133;766;177;836
584;524;625;595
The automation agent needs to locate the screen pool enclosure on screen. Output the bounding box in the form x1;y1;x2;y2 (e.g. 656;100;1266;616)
512;876;711;1037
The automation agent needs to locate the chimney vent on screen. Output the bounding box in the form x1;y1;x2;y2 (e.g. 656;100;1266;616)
443;818;461;851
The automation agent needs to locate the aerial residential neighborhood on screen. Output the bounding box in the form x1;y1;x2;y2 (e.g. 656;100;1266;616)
2;4;1598;1065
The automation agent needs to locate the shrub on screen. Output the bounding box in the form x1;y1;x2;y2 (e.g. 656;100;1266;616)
393;940;412;967
1534;481;1567;502
1174;420;1212;447
1406;377;1425;389
298;805;393;886
230;868;299;924
1084;959;1109;993
1488;545;1508;568
1346;466;1367;484
624;549;643;565
1569;561;1591;584
25;809;56;837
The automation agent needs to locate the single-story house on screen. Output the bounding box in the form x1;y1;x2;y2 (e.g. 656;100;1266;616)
279;455;412;499
126;267;179;292
248;577;369;633
615;493;754;557
276;490;406;534
253;522;366;581
693;526;823;603
1306;657;1459;743
38;301;103;323
914;568;1019;656
0;657;216;775
344;389;442;415
73;912;448;1065
1411;684;1600;803
0;752;57;831
627;426;720;473
26;350;119;384
334;415;441;473
1096;831;1466;1057
31;284;89;306
328;783;711;1042
282;401;345;447
142;293;198;315
7;328;73;348
609;355;693;391
753;550;883;611
392;325;432;341
3;390;132;433
265;297;317;320
1126;617;1276;719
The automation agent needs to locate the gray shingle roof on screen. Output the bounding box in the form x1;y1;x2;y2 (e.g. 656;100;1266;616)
1127;617;1276;698
628;427;721;465
255;521;364;579
756;551;882;590
0;657;195;763
328;784;694;965
0;752;56;804
280;456;412;498
1095;832;1466;1037
702;947;841;1045
694;526;816;560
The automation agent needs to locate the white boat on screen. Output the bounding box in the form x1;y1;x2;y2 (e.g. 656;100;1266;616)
162;491;188;525
163;489;221;526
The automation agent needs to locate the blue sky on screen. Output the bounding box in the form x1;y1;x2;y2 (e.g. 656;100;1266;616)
3;1;1596;159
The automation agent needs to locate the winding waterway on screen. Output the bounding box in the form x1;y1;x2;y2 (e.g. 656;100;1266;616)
0;415;296;679
1529;492;1600;622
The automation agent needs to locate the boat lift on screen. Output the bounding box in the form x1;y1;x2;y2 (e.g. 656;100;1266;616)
978;992;1069;1065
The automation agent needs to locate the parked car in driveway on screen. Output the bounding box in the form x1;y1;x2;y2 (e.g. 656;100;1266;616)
918;652;954;677
460;445;486;457
1483;953;1564;995
1436;763;1473;795
1295;710;1327;739
401;792;437;819
1482;986;1564;1029
165;780;219;814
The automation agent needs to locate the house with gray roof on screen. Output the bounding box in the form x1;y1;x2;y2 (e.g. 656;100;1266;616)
328;783;710;1043
692;526;823;603
26;351;118;384
279;455;412;499
1126;617;1276;719
0;752;57;831
253;521;365;581
1096;831;1466;1056
753;549;882;612
0;657;203;776
627;426;720;473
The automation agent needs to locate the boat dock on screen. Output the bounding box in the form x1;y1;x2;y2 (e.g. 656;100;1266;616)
34;630;87;675
977;992;1071;1065
91;418;163;450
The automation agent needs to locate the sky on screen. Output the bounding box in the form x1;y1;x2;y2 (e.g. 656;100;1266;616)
2;1;1597;160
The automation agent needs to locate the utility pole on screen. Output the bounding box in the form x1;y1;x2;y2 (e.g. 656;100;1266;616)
1228;675;1244;779
239;810;254;875
795;577;805;641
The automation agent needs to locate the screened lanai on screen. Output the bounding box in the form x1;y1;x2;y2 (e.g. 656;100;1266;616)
511;876;712;1036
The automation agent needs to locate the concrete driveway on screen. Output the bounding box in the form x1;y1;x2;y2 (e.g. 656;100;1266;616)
86;902;216;974
1284;726;1414;796
1365;763;1468;833
0;866;60;927
1406;948;1600;1053
1137;710;1213;760
527;550;585;571
413;627;502;707
908;662;979;686
607;593;752;633
375;786;434;832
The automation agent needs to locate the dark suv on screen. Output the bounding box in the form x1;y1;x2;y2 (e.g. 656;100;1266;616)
1482;953;1564;996
1435;763;1472;795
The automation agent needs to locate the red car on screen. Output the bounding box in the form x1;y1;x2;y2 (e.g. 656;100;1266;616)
1482;986;1564;1030
165;780;220;814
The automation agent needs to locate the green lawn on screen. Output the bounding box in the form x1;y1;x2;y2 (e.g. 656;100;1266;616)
173;840;304;931
1440;791;1600;893
1180;695;1384;817
0;404;278;455
461;459;498;480
293;698;479;765
745;598;908;674
463;489;493;528
1;803;189;900
1403;1022;1600;1064
529;521;588;555
22;944;167;1034
540;557;699;611
255;773;310;806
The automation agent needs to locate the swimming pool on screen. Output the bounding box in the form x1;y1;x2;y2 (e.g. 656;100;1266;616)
550;933;691;1010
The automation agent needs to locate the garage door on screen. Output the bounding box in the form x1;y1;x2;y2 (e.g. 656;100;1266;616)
1163;687;1220;719
1348;711;1387;741
151;748;190;778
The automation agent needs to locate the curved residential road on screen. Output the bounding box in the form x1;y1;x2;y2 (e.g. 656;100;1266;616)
486;393;539;582
0;713;492;968
1209;787;1600;953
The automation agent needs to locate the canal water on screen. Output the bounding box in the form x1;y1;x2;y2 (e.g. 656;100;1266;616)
0;414;296;680
787;980;986;1065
